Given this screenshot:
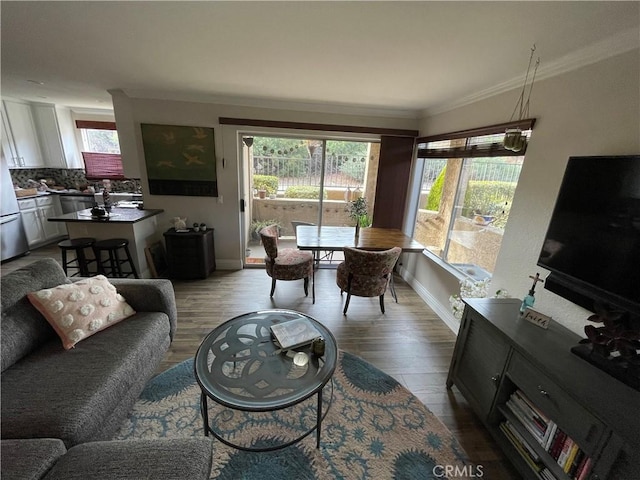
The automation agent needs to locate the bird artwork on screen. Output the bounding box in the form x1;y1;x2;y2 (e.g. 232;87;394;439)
161;131;176;144
182;152;204;166
192;127;207;139
141;123;218;197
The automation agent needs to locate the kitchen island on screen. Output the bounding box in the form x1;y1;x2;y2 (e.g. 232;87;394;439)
48;207;164;278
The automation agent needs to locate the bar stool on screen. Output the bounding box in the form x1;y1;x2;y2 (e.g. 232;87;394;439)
57;238;96;277
92;238;139;278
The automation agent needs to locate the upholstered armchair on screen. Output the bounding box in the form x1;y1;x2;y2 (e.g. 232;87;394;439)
336;246;402;314
260;225;314;297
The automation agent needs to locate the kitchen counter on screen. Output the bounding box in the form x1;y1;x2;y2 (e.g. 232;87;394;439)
47;208;165;278
47;207;163;224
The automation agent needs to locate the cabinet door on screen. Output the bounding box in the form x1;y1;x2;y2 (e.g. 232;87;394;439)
3;100;43;168
32;104;81;169
21;208;45;246
1;105;19;167
40;204;65;239
452;308;510;418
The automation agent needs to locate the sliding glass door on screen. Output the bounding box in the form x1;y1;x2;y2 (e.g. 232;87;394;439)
242;135;379;266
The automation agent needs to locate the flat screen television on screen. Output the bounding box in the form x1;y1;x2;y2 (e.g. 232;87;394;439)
537;155;640;316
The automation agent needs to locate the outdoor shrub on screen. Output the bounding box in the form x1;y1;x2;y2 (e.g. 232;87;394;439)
284;186;327;199
253;175;278;195
425;167;446;211
463;181;516;228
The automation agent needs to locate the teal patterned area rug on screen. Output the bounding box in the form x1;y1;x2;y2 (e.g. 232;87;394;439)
114;351;472;479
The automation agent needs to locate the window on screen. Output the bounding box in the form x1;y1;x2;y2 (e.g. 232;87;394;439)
75;120;124;180
412;120;534;280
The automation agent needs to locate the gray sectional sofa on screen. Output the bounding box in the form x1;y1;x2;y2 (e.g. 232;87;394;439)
1;258;213;479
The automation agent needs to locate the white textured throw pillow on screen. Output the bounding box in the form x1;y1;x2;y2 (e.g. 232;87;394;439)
27;275;136;349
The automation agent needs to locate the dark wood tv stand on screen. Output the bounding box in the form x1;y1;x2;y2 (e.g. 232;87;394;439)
447;298;639;480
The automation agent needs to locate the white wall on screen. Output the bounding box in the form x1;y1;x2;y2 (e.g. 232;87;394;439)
405;49;640;335
110;95;418;269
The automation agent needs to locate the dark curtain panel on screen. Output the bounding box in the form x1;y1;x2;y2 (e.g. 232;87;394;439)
372;136;415;229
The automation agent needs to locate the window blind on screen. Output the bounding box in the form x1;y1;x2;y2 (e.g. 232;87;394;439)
416;119;535;159
82;152;125;180
75;120;117;130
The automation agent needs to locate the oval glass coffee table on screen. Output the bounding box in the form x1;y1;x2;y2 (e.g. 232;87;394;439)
194;309;337;451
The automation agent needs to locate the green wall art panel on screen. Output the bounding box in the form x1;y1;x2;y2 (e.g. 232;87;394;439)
141;123;218;197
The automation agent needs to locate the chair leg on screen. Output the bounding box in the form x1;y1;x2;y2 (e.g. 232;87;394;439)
270;278;277;297
304;277;309;296
379;294;385;314
343;292;351;315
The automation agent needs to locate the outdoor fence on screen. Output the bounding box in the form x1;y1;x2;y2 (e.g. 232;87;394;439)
253;153;367;193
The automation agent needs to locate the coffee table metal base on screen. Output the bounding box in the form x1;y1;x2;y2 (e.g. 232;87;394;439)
200;380;334;451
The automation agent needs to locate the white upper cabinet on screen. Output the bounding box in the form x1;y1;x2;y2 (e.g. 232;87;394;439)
2;99;44;168
32;104;83;169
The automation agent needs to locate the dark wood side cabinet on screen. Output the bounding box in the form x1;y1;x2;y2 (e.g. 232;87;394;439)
163;228;216;279
447;298;639;480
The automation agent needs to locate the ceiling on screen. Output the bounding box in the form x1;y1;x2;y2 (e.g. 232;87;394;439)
1;1;638;117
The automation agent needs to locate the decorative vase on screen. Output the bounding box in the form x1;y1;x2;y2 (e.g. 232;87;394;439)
355;223;360;237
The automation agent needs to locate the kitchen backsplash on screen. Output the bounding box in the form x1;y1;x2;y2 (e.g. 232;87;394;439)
10;168;142;193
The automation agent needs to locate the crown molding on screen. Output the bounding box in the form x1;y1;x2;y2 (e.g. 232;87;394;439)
424;27;640;117
121;89;420;120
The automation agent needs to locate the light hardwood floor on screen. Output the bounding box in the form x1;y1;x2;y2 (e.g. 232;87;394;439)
1;244;518;479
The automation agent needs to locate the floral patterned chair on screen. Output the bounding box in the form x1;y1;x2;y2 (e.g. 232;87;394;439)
260;225;314;298
336;246;402;315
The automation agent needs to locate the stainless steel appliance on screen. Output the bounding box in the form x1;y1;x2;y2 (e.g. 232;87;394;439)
1;155;29;261
59;194;96;214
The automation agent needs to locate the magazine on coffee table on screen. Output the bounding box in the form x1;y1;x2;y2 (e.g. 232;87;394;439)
270;318;322;351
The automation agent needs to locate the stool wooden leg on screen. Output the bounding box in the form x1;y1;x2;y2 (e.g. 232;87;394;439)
77;249;90;277
110;249;121;277
93;249;105;275
60;249;69;276
123;245;139;278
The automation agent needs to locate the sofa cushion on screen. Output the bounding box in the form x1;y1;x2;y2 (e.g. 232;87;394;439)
27;276;136;349
1;259;69;372
43;439;214;480
1;438;67;480
1;312;170;446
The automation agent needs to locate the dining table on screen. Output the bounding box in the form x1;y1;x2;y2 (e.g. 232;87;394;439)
295;225;426;303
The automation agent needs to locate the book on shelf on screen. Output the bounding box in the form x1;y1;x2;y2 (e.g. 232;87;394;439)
567;449;585;478
510;390;556;445
503;389;593;480
502;421;540;462
499;422;543;473
549;431;567;461
505;398;548;445
538;468;558;480
270;318;322;351
576;457;592;480
557;437;575;470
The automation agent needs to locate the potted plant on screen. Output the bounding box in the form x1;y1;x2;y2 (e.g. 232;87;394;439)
346;197;371;236
250;219;282;241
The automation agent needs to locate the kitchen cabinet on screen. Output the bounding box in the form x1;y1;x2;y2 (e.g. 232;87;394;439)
1;100;44;168
18;195;66;246
32;104;82;169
